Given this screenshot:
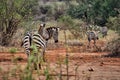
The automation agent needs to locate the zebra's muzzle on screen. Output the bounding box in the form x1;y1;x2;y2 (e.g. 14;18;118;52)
55;40;58;43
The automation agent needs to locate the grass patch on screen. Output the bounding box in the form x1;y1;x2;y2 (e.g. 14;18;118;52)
9;48;17;53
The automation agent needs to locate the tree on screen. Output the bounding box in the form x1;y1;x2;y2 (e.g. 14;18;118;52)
67;0;119;26
0;0;39;46
58;15;84;41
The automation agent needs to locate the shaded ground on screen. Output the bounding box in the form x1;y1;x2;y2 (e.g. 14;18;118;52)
0;40;120;80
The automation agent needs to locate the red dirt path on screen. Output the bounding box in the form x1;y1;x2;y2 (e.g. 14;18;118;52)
0;48;120;80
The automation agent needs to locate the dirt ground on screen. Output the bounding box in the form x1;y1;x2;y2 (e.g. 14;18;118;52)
0;41;120;80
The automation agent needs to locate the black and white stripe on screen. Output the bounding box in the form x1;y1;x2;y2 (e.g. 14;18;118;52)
21;32;32;57
32;33;46;59
21;31;46;61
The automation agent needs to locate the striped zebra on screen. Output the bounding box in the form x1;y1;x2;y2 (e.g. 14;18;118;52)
21;31;32;57
86;31;99;47
38;23;60;44
100;26;108;38
21;31;46;59
21;31;46;69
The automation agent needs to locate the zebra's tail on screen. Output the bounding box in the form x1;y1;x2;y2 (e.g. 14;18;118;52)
21;41;23;47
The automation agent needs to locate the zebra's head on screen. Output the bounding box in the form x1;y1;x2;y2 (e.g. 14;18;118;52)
46;27;60;43
52;27;60;43
86;31;100;41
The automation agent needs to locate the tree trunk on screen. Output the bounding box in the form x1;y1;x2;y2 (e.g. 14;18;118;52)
1;19;20;46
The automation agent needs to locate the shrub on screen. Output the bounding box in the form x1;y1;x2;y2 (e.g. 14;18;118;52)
58;15;84;39
105;37;120;57
9;48;17;53
106;16;120;35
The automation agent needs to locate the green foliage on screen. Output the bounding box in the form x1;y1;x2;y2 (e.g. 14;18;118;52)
20;68;34;80
106;16;120;35
0;0;39;46
58;15;84;39
40;5;52;15
67;0;119;26
44;67;52;80
9;48;17;53
30;44;38;54
64;54;69;65
0;0;38;20
21;44;37;80
67;4;87;19
105;37;120;57
58;15;82;30
58;15;74;29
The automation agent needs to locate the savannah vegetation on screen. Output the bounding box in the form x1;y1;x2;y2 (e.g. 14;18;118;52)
0;0;119;54
0;0;120;80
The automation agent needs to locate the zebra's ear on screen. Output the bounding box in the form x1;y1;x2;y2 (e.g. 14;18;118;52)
40;23;43;27
57;27;60;31
43;23;46;27
40;23;45;27
52;28;56;31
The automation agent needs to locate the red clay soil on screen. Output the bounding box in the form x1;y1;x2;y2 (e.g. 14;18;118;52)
0;40;119;80
0;48;120;80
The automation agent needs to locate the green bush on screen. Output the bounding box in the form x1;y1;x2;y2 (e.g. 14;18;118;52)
58;15;85;39
67;4;87;19
105;37;120;57
106;16;120;35
9;48;17;53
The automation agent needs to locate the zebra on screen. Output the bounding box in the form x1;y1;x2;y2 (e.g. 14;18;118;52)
21;31;32;57
86;31;99;47
38;23;60;45
21;31;46;69
100;26;108;38
45;27;59;43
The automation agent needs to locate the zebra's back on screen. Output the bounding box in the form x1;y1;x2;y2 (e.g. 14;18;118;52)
22;32;46;57
32;33;46;48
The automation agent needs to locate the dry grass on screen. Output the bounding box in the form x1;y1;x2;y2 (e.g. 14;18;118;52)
0;20;119;53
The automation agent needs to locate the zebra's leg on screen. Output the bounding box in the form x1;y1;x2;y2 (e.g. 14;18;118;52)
94;39;99;50
26;49;30;58
34;53;41;70
38;53;42;70
45;41;48;46
55;42;59;48
34;62;41;70
94;40;96;46
39;63;41;69
87;38;91;48
87;40;91;48
94;39;97;48
42;48;46;62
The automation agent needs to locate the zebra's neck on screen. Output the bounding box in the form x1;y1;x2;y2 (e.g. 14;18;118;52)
38;26;59;43
38;27;44;35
